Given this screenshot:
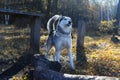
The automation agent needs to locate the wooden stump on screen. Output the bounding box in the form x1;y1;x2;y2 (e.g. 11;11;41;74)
30;17;41;53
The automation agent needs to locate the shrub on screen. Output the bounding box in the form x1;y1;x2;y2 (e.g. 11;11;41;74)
98;20;116;33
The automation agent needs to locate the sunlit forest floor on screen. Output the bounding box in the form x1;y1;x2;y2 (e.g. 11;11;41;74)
0;25;120;79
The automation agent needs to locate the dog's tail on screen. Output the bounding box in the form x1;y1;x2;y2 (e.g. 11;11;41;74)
47;15;61;33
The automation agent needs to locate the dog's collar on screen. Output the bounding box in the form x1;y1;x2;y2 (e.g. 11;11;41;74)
57;25;71;35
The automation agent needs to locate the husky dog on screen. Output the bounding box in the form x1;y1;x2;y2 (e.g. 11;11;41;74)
46;15;75;69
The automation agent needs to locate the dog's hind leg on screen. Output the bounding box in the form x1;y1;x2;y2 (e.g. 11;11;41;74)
45;37;52;59
68;49;75;70
45;45;51;59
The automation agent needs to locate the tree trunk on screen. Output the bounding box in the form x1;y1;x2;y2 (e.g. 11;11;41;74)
107;2;110;26
100;1;103;21
52;0;58;14
46;0;52;16
116;0;120;25
76;20;87;65
4;0;10;25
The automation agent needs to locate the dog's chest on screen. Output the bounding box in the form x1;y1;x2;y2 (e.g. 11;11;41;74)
61;37;69;45
53;35;72;49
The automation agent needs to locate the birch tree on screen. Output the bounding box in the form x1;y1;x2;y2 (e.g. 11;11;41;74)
116;0;120;26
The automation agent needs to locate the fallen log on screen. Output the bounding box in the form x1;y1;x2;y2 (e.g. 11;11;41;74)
0;53;33;79
33;54;119;80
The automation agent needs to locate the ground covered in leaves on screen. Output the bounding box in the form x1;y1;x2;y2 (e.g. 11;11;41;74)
0;25;120;79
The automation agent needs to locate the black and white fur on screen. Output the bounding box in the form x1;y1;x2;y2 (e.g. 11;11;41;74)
46;15;75;69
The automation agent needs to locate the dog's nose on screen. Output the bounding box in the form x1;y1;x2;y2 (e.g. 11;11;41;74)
68;21;72;24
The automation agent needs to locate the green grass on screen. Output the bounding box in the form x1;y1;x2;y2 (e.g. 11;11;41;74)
0;25;120;79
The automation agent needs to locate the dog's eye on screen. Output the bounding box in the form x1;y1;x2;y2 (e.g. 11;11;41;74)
64;18;67;20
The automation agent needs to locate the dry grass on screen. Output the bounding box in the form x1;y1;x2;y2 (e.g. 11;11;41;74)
84;35;120;77
0;25;120;79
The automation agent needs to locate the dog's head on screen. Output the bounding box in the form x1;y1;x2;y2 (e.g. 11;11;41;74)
57;16;72;34
47;15;72;34
59;16;72;27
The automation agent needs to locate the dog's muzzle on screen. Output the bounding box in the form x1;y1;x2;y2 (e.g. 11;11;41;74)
67;21;72;26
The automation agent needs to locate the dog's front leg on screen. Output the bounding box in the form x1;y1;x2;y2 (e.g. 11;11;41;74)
54;50;61;62
68;49;75;70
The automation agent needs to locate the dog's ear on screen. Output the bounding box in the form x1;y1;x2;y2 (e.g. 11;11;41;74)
59;16;65;22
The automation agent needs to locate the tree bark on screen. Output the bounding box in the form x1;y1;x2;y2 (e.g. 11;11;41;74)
116;0;120;26
52;0;58;14
46;0;52;16
76;20;87;65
